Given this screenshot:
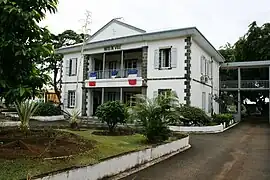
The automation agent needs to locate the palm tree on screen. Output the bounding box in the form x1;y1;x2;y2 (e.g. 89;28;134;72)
131;91;181;143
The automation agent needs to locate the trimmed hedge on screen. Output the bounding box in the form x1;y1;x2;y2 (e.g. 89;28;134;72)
178;105;211;126
212;113;233;126
34;102;62;116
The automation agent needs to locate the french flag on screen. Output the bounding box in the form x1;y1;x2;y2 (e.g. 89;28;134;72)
89;72;97;86
111;70;118;78
128;69;138;86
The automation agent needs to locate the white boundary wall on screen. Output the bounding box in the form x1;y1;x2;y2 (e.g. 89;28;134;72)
2;112;65;122
37;136;190;180
169;120;236;133
0;121;21;127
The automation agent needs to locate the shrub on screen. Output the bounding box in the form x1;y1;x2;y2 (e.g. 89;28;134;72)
15;101;39;132
132;91;181;143
212;113;233;126
34;102;62;116
96;101;127;133
177;105;211;126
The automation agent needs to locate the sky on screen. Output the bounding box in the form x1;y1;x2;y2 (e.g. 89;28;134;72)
40;0;270;49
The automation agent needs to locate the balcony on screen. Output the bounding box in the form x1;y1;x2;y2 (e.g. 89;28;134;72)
220;80;269;90
85;68;143;88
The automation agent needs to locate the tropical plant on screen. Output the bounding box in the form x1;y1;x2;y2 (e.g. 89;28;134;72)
132;91;181;143
96;101;127;133
68;109;81;129
15;101;39;132
177;105;211;126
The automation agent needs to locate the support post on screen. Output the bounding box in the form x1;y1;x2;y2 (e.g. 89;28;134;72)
269;66;270;124
101;88;105;104
121;51;124;78
87;89;92;116
120;87;123;102
238;67;241;121
102;53;106;78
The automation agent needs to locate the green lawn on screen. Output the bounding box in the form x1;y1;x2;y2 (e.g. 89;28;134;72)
0;129;148;180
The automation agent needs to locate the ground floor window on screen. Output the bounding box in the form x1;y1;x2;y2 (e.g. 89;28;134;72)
158;89;172;97
68;91;76;108
107;92;117;101
202;92;206;111
124;93;137;106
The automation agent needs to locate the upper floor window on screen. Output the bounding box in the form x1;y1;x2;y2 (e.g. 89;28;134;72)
154;47;177;70
200;56;212;77
160;48;171;69
66;58;77;76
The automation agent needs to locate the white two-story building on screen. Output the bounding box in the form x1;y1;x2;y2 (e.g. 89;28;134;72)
57;19;224;116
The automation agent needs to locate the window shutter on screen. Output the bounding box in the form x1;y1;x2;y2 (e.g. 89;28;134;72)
65;60;70;76
63;92;68;108
209;61;212;78
153;91;158;99
200;56;205;75
206;60;209;76
71;58;77;75
154;50;160;69
171;48;177;68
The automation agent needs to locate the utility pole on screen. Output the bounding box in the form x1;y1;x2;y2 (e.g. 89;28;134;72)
75;10;92;110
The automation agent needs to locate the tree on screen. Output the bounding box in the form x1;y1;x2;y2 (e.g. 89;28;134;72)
0;0;58;104
41;30;84;102
96;101;127;133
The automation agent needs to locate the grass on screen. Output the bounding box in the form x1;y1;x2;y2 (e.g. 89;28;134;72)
0;129;148;180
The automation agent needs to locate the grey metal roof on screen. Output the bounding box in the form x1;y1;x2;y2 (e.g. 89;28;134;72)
57;26;225;63
221;60;270;69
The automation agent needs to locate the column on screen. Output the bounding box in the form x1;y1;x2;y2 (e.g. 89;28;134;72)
120;87;123;102
102;53;106;78
121;51;124;78
87;89;92;116
238;67;241;121
101;88;105;104
269;66;270;124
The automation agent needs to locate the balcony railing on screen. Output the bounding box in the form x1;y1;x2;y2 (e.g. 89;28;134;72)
89;68;142;79
220;80;269;89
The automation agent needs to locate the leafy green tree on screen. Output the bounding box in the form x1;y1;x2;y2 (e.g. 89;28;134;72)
0;0;58;104
96;101;127;133
41;30;84;102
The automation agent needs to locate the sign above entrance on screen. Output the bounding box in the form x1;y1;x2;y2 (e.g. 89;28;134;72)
104;45;121;51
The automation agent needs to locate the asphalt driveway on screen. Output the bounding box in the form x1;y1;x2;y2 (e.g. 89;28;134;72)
121;120;270;180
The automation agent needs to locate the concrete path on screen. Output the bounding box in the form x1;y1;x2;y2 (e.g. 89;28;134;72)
121;120;270;180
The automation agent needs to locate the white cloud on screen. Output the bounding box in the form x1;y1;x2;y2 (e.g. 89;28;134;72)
40;0;270;48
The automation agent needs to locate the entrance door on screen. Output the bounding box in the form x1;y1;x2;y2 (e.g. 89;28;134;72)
93;91;101;115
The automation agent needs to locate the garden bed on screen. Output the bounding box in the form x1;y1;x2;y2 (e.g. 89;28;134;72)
0;129;148;179
0;129;95;159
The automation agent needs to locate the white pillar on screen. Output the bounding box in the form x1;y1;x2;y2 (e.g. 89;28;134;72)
120;88;123;102
87;89;92;116
101;88;105;104
102;53;106;78
238;67;241;121
121;51;124;77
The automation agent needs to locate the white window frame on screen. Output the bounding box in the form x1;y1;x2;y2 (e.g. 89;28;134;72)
158;89;172;97
208;93;212;114
69;58;77;76
68;91;76;108
159;48;171;69
202;92;206;111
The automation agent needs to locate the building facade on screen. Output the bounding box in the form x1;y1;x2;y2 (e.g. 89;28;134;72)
57;19;224;116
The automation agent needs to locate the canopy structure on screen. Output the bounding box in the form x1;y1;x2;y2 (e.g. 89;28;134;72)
220;60;270;123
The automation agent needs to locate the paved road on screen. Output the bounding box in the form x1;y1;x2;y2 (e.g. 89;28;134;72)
121;120;270;180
